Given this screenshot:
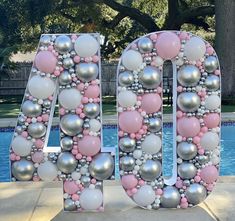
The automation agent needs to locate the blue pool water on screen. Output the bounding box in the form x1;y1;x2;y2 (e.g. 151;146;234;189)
0;123;235;182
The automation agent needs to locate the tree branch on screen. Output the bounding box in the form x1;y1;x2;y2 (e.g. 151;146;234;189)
102;13;126;29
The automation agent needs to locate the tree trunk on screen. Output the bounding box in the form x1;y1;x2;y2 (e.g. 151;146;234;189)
215;0;235;99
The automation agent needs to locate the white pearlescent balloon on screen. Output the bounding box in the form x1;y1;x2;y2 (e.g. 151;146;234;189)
80;188;103;210
211;153;220;165
154;56;164;66
89;119;101;132
58;88;82;110
28;76;55;99
71;171;81;180
37;161;58;181
118;90;137;108
122;50;143;71
205;95;220;110
200;132;219;150
184;37;206;61
133;185;155;207
12;136;33;157
141;134;161;154
74;34;99;57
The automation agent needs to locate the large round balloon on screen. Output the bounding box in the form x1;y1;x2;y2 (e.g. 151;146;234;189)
80;188;103;210
161;186;181;208
118;90;137;108
57;152;77;174
60;114;83;136
12;159;35;181
139;66;161;89
12;136;33;157
177;117;200;138
141;93;162;114
35;51;57;73
141;134;161;154
177;92;200;112
200;132;219;150
133;185;155;207
37;161;58;181
76;63;99;82
185;184;207;205
205;95;220;110
121;50;143;71
54;35;72;54
22;100;42;117
78;135;101;157
177;65;201;86
28;122;46;138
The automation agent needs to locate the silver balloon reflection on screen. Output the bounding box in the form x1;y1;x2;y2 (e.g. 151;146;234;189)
40;35;51;46
139;66;161;89
22;100;42;117
204;56;218;73
28;122;46;138
60;114;83;136
64;199;76;211
43;99;51;108
63;58;74;69
138;37;153;53
59;71;72;85
83;103;100;118
177;92;200;112
185;184;207;205
119;137;136;152
178;162;197;179
177;142;197;160
148;118;162;132
76;63;98;82
54;35;72;54
205;75;220;91
60;136;73;151
57;152;78;174
89;153;114;180
178;65;201;86
140;159;161;181
161;186;181;208
118;71;134;86
12;159;35;181
120;156;135;171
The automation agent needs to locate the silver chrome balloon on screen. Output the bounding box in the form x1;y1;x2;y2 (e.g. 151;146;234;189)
177;92;200;112
178;65;201;86
205;75;220;91
177;142;197;160
83;103;100;119
119;137;136;152
22;100;42;117
54;35;72;54
178;162;197;179
160;186;181;208
57;152;78;174
28;122;46;138
60;136;73;151
139;159;161;181
76;63;98;82
138;37;153;53
64;199;76;211
148;117;162;132
59;71;72;85
118;71;134;86
12;159;35;181
120;156;135;171
81;176;91;186
40;35;51;46
198;155;209;164
60;114;83;136
89;153;114;180
63;57;74;69
43;99;51;108
204;56;218;73
185;183;207;205
139;66;161;89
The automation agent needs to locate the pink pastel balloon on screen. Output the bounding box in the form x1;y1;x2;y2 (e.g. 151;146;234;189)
155;32;181;59
35;51;57;73
84;85;100;98
119;111;143;133
200;165;219;184
177;117;200;138
31;151;44;163
141;93;162;114
121;175;138;189
204;113;220;128
78;135;101;156
64;181;80;194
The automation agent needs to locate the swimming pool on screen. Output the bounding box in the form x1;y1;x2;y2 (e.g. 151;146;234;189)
0;123;235;182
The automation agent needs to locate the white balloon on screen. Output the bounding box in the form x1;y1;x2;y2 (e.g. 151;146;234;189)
133;149;142;159
141;134;161;154
80;188;103;210
74;34;99;57
200;132;219;150
133;185;155;207
89;119;101;132
122;50;143;71
118;90;137;107
211;153;220;165
71;171;81;180
154;56;164;66
37;161;58;181
28;76;55;99
12;136;33;157
205;95;220;110
184;37;206;61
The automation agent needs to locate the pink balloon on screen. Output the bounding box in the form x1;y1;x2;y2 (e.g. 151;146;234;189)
177;117;200;138
78;135;101;156
200;165;219;184
121;175;138;189
155;32;181;59
64;181;80;194
204;113;220;128
84;85;100;98
35;51;57;73
119;111;143;133
31;151;44;163
141;93;162;114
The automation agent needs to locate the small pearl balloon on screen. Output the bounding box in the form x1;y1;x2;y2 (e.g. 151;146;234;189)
139;159;162;181
177;92;200;112
40;35;51;46
83;103;100;118
160;186;181;208
59;71;72;85
12;159;35;181
178;162;197;179
28;122;46;138
64;199;76;211
89;119;101;132
177;142;197;160
57;152;78;174
185;184;207;205
148;118;162;132
61;136;73;151
63;57;74;69
204;56;218;73
138;37;153;53
205;75;220;91
22;100;42;117
54;35;72;54
118;71;134;86
119;137;136;153
120;156;135;171
177;65;201;86
139;66;161;89
76;63;98;82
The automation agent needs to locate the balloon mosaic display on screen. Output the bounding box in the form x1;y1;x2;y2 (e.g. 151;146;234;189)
117;31;221;209
9;33;114;212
